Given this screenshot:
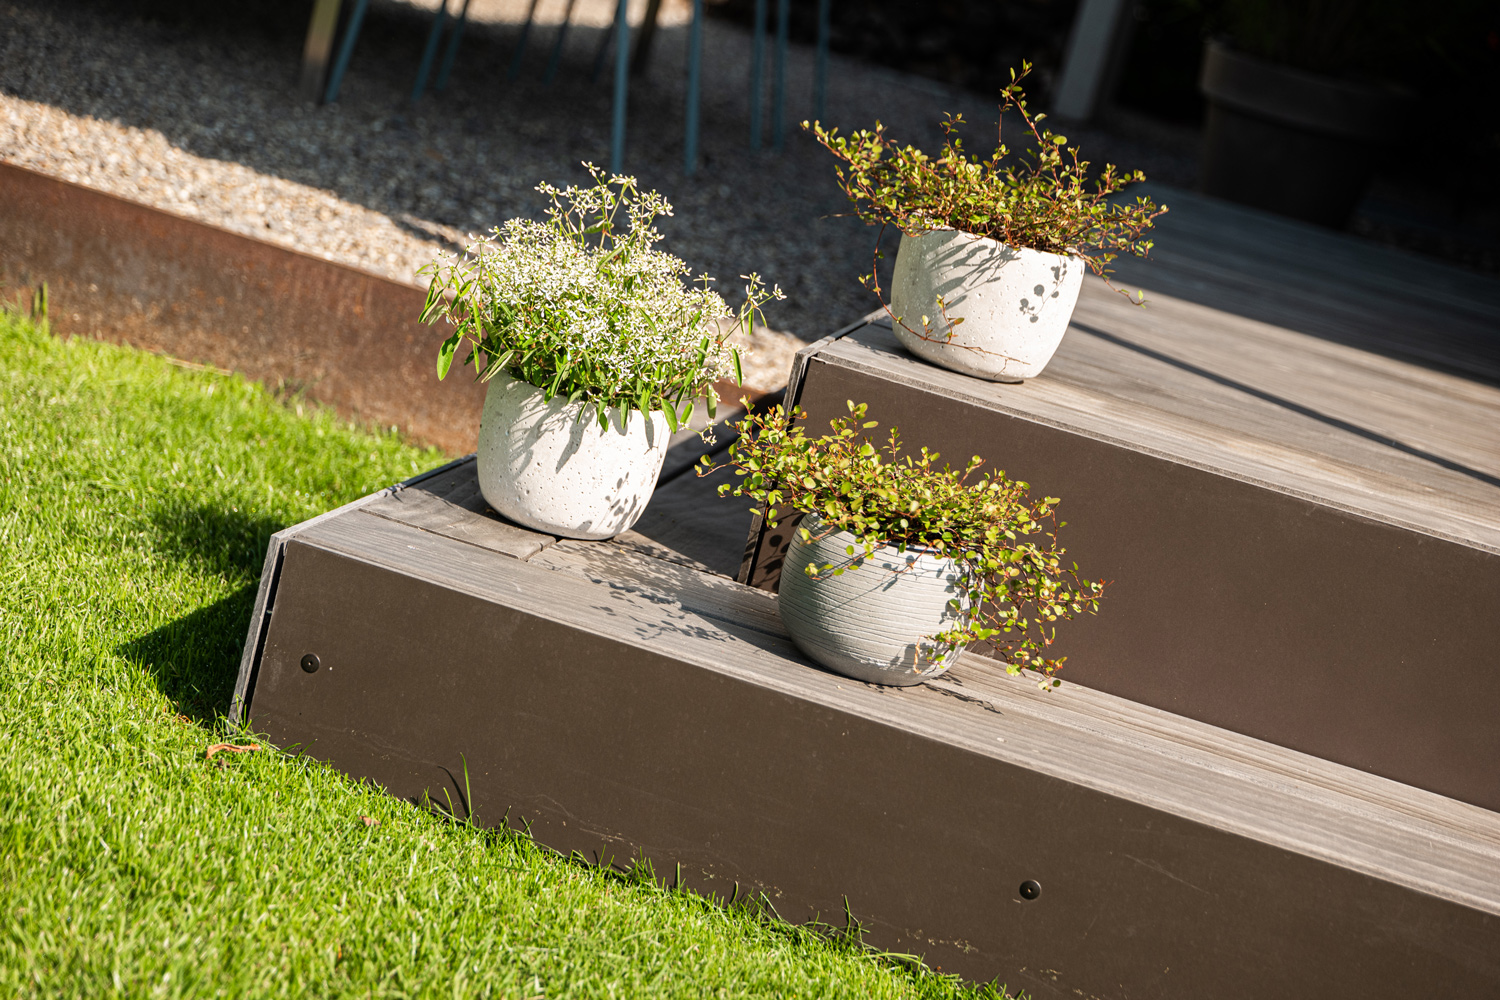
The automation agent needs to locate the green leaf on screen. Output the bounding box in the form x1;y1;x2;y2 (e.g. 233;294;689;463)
436;334;460;380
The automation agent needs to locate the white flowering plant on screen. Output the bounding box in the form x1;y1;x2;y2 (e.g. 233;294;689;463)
419;165;783;431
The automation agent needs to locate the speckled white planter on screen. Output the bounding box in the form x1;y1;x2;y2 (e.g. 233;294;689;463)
777;517;969;686
890;229;1085;382
476;372;670;540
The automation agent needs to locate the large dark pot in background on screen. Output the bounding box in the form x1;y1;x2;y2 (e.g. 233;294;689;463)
1198;41;1401;229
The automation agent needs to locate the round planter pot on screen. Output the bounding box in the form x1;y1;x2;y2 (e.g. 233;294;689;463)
890;229;1084;382
1198;41;1405;228
476;372;670;540
777;517;968;686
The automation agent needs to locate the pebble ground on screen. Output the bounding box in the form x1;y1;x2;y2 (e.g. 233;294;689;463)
0;0;1197;390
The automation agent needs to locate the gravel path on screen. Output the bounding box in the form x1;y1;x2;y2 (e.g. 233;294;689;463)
0;0;1196;390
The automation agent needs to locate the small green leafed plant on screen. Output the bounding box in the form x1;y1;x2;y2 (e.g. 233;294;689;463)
419;164;783;432
806;63;1165;305
704;401;1104;683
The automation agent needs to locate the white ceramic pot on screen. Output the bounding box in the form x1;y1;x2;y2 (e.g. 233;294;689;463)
476;372;670;540
890;229;1084;382
777;517;969;686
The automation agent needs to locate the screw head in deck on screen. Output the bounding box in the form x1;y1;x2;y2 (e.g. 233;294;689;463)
1019;880;1041;901
300;653;320;673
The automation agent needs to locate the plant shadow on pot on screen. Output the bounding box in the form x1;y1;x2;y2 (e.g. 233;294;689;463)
476;373;669;541
776;517;969;687
890;230;1085;382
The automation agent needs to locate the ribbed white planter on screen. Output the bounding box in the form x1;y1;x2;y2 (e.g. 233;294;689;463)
890;229;1085;382
777;517;969;686
476;372;670;540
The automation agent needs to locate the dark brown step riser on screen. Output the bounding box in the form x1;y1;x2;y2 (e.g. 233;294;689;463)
747;354;1500;813
245;533;1500;999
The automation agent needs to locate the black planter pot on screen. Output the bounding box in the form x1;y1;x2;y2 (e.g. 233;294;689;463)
1198;42;1400;229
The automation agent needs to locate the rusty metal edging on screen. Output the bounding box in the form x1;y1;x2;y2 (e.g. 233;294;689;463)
0;161;483;454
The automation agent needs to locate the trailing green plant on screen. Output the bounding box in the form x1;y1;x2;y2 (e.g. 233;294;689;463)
703;400;1104;683
805;63;1165;305
419;164;783;432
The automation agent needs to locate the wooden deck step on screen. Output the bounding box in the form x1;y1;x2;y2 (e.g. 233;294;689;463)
233;458;1500;1000
744;197;1500;814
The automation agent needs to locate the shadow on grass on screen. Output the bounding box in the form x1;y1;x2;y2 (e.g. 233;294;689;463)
119;500;287;724
149;501;283;583
118;585;257;725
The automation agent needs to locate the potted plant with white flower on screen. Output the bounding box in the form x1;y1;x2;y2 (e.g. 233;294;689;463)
420;166;781;540
703;400;1104;687
806;64;1165;383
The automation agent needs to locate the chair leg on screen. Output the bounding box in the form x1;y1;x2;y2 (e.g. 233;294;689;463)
610;0;631;175
324;0;371;104
750;0;766;150
684;0;703;175
435;0;473;93
772;0;789;150
299;0;343;102
411;0;451;102
815;0;830;124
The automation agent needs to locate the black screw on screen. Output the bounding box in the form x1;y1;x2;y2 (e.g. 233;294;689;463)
300;653;320;673
1019;880;1041;901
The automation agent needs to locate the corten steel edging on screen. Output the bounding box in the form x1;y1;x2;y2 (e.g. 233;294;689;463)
748;351;1500;814
242;532;1500;999
0;161;483;454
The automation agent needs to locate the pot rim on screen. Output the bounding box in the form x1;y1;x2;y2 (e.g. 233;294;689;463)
485;367;673;425
796;512;960;564
898;226;1081;264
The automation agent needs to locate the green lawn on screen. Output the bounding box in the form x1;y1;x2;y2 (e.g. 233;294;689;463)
0;311;1019;999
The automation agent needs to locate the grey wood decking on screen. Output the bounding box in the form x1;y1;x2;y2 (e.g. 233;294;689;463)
233;457;1500;998
231;189;1500;996
744;192;1500;814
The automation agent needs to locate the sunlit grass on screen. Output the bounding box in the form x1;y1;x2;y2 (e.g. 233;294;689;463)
0;312;1020;999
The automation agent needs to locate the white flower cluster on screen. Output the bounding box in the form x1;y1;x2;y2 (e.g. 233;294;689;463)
421;165;782;421
459;214;736;394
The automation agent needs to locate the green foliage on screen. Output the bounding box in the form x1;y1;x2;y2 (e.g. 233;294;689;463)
419;164;782;433
0;311;1025;999
704;401;1104;681
806;64;1165;283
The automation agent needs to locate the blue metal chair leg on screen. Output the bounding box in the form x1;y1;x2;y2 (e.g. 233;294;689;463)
508;0;541;82
684;0;703;174
544;0;579;87
750;0;766;150
815;0;830;123
610;0;630;174
411;0;451;102
434;0;472;93
324;0;371;104
772;0;789;149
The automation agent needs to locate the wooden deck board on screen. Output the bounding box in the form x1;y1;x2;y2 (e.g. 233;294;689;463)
1109;186;1500;380
748;196;1500;813
235;460;1500;995
232;191;1500;994
817;320;1500;552
294;501;1500;916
